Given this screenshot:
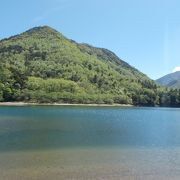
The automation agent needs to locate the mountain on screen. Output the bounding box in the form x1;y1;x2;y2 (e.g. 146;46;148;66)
0;26;170;105
156;71;180;89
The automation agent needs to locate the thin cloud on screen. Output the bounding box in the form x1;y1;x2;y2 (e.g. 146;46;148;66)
33;0;71;23
33;16;45;22
173;66;180;73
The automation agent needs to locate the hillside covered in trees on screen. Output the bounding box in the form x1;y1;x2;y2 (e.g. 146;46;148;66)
0;26;180;106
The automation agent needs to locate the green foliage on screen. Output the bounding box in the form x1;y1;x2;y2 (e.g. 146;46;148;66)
158;88;180;107
0;83;4;101
0;26;179;106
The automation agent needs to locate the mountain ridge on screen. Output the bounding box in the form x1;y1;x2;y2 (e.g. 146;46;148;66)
156;71;180;89
0;26;149;79
0;26;179;106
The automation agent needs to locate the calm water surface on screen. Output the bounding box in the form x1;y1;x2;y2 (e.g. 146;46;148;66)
0;106;180;179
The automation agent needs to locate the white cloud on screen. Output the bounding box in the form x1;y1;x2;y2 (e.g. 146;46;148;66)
173;66;180;73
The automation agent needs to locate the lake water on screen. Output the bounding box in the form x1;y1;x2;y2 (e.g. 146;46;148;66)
0;106;180;179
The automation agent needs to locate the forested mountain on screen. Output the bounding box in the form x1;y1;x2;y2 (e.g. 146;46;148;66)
156;71;180;89
0;26;180;106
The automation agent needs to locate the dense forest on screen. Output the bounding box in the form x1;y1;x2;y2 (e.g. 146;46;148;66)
0;26;179;107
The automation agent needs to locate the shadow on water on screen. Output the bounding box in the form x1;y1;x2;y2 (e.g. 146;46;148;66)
0;106;180;152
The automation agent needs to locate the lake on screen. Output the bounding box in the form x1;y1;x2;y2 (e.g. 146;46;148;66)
0;106;180;179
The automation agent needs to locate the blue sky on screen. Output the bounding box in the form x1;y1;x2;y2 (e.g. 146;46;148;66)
0;0;180;79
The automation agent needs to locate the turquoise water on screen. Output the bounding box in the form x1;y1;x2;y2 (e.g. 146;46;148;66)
0;106;180;179
0;106;180;151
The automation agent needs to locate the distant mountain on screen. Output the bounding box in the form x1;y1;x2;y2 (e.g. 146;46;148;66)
0;26;175;106
156;71;180;89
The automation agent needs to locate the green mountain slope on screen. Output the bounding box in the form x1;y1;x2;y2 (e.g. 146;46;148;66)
156;71;180;89
0;26;177;106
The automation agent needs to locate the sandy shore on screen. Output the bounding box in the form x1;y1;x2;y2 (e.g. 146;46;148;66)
0;102;133;107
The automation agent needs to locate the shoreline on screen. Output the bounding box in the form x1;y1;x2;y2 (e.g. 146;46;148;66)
0;102;133;107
